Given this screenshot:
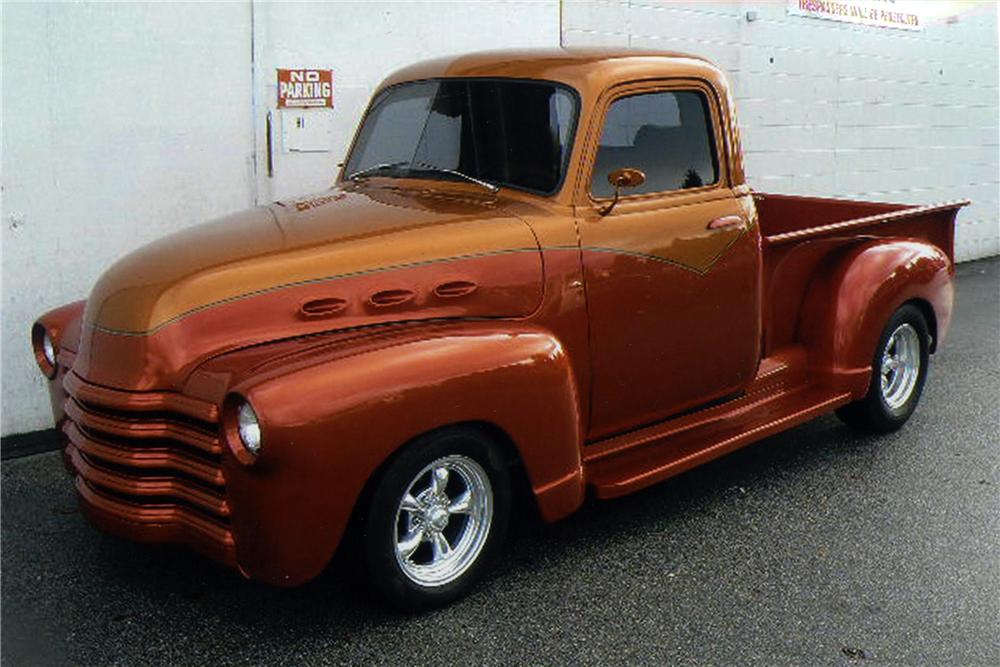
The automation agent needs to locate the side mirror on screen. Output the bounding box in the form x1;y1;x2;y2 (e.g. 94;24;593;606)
600;168;646;216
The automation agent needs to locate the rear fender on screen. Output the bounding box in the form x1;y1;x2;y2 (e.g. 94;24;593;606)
223;322;584;585
799;240;953;397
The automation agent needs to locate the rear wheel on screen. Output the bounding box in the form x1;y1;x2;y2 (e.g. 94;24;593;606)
363;426;510;611
836;303;930;433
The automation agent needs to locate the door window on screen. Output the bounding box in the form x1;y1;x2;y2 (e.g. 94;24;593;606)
591;90;719;198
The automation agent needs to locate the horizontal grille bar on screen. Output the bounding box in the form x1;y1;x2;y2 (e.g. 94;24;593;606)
76;476;236;566
63;373;234;564
64;371;218;423
65;397;221;455
68;444;229;519
64;421;225;487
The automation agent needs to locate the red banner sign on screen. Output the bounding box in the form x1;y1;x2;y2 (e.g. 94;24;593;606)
277;69;333;108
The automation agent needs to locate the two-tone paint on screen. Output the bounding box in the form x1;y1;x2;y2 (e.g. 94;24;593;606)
33;49;966;586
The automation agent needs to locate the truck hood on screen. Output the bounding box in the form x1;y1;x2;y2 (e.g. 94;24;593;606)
85;185;543;336
74;184;544;390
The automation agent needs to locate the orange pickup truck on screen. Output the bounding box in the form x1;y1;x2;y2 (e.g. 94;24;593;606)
33;50;967;609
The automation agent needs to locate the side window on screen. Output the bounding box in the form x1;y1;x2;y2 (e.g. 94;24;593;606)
591;90;719;198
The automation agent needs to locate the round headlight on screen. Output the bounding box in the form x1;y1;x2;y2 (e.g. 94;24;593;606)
32;323;58;377
42;331;57;367
237;401;262;455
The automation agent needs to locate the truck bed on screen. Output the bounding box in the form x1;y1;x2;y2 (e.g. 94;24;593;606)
755;192;968;355
584;192;968;497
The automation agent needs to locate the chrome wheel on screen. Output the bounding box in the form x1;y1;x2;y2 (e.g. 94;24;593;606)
880;323;921;411
393;454;493;588
836;304;929;434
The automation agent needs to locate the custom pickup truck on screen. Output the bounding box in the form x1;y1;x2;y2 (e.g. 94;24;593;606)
33;50;967;610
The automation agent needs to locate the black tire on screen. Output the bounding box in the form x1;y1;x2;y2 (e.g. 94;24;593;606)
836;303;930;433
362;425;511;611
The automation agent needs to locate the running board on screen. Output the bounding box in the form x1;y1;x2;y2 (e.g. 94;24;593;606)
584;384;852;499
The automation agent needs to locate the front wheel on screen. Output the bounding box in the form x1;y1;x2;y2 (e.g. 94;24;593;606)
363;426;510;611
836;303;930;433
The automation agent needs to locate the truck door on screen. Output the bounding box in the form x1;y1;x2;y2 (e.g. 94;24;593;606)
579;81;761;440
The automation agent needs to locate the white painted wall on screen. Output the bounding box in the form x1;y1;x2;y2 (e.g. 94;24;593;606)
252;0;561;201
562;0;1000;261
0;0;561;436
2;2;256;436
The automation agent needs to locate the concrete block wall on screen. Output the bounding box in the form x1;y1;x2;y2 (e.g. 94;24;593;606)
562;0;1000;260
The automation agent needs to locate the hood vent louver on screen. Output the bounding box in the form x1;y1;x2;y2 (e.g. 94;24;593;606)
299;297;348;319
368;289;416;308
434;280;478;299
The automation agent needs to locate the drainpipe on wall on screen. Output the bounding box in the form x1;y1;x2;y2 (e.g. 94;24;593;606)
559;0;563;49
249;0;259;205
249;0;272;205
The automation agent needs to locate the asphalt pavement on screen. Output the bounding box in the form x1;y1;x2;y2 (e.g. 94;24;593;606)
2;258;997;666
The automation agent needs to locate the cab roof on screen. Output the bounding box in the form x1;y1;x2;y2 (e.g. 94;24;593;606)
379;48;727;99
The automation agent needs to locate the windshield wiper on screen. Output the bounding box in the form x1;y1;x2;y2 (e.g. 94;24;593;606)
347;161;410;182
411;162;500;194
348;160;500;194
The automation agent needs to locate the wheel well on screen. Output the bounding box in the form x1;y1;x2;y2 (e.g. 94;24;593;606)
343;421;538;548
464;421;539;520
905;298;938;353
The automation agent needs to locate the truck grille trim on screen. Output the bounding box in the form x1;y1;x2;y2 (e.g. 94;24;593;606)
76;477;236;564
68;445;230;518
64;397;221;454
64;421;226;487
63;371;218;423
62;374;235;563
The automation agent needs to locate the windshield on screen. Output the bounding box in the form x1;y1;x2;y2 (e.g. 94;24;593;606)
344;78;579;195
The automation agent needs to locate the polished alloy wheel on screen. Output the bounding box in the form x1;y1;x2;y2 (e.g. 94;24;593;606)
836;304;929;433
393;454;493;587
880;323;921;410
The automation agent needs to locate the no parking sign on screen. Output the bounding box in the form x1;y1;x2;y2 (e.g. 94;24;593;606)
277;69;333;108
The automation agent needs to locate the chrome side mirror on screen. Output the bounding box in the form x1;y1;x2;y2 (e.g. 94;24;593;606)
599;168;646;216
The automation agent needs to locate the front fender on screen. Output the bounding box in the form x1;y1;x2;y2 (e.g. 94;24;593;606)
33;300;86;430
222;322;584;586
799;239;953;397
34;300;87;354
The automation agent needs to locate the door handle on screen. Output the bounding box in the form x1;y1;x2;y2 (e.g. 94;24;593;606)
707;215;744;230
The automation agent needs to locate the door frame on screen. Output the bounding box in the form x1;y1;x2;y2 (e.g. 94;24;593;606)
572;76;756;440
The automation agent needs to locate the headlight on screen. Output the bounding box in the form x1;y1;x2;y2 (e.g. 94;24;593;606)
237;401;262;455
42;331;57;367
32;323;58;378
